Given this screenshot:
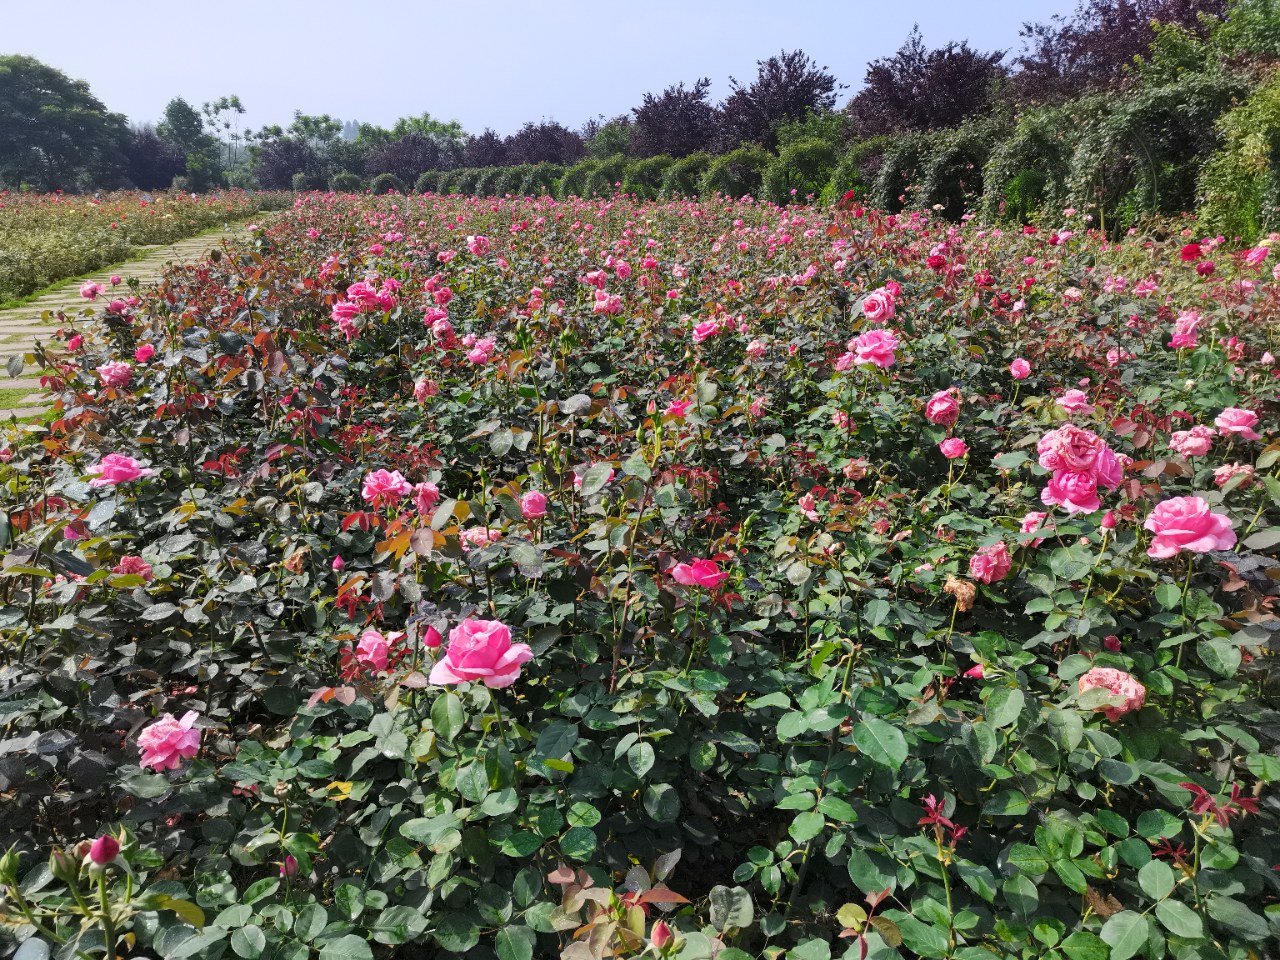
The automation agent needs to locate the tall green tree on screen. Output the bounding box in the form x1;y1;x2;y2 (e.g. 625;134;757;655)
0;55;129;190
157;97;221;189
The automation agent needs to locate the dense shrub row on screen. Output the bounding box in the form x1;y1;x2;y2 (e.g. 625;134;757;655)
2;191;1278;959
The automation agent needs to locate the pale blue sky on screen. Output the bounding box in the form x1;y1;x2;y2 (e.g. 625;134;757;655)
8;0;1069;135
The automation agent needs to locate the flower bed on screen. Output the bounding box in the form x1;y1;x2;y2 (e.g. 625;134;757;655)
0;189;293;302
1;194;1278;960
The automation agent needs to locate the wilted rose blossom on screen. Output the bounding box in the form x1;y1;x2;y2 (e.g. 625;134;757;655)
1169;425;1215;458
745;338;767;360
1214;462;1254;489
671;558;730;589
137;711;201;771
87;454;153;487
459;527;502;551
968;542;1011;584
521;490;548;519
1078;667;1146;721
1144;496;1236;558
362;469;412;508
466;235;490;256
925;390;960;426
1215;407;1261;440
939;437;969;459
429;619;533;688
1009;358;1031;379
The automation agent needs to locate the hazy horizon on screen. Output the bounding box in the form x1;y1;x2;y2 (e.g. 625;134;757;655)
7;0;1068;137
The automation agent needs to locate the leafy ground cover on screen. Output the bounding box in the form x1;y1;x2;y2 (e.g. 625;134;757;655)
0;190;292;304
1;193;1278;960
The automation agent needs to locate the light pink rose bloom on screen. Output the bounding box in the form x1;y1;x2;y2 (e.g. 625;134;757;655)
1020;510;1054;547
671;558;730;589
968;542;1012;584
1077;667;1146;721
362;469;412;508
1169;310;1201;349
87;454;153;487
413;481;440;516
851;328;899;368
861;288;895;324
939;437;969;459
1092;448;1123;491
355;628;390;673
1041;471;1101;515
1213;462;1254;489
112;555;154;581
521;490;548;520
109;275;122;286
80;281;105;300
97;361;133;387
1036;425;1106;474
1243;245;1268;267
137;711;201;771
1009;358;1031;380
1169;425;1215;458
745;339;767;360
1143;496;1236;558
925;390;960;426
459;526;502;551
1214;407;1261;440
1057;389;1094;414
429;619;533;688
692;320;721;343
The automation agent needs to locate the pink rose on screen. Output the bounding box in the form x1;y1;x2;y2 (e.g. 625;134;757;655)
361;469;412;508
1214;407;1260;440
332;555;345;572
692;320;721;344
1169;310;1201;349
1077;667;1146;721
134;344;155;363
521;490;548;520
423;625;443;648
97;361;133;387
89;834;121;865
137;711;201;771
861;288;895;324
963;664;985;680
1020;510;1054;547
87;454;153;487
939;437;969;459
1169;425;1215;458
1041;471;1101;515
80;281;105;300
1036;425;1106;474
850;328;899;368
925;390;960;426
968;542;1012;584
467;235;490;256
1009;358;1031;380
413;481;440;516
355;628;390;673
67;335;84;351
1213;462;1254;489
109;275;122;286
1057;389;1094;414
670;558;730;589
428;619;533;688
112;555;154;581
665;399;693;418
1143;496;1236;558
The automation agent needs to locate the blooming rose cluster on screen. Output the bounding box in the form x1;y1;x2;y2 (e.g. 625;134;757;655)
1036;424;1124;515
331;278;399;341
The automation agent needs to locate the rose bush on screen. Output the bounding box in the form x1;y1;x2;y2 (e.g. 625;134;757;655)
0;192;1278;960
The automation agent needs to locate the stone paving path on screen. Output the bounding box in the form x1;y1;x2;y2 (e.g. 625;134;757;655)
0;224;247;418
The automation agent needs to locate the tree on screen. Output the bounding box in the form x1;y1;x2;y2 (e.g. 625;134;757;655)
157;97;222;189
463;129;509;167
503;121;585;165
1011;0;1228;103
717;50;843;150
202;95;247;169
629;79;718;158
253;138;318;189
287;112;342;146
390;112;467;150
364;133;447;183
846;27;1007;137
124;125;186;190
586;117;633;159
0;55;130;190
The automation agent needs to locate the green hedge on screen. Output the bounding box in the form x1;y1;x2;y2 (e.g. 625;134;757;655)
699;145;773;199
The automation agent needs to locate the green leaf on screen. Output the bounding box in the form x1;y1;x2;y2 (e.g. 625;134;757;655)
1196;638;1240;678
1061;931;1108;960
295;904;327;943
535;720;578;762
643;783;681;822
1007;843;1049;875
852;717;908;768
1206;896;1269;940
847;849;896;895
985;687;1025;729
431;692;465;742
788;810;825;843
817;795;857;822
432;913;480;954
892;914;950;958
1138;859;1175;901
709;885;754;932
1100;911;1149;960
1135;809;1182;839
155;896;205;929
1155;899;1203;939
628;741;656;778
242;878;279;905
230;925;266;960
495;925;536;960
318;935;373;960
560;825;597;860
579;462;614;495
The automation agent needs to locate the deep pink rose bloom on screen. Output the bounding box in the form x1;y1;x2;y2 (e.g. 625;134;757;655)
361;469;412;508
1143;496;1236;558
665;399;693;418
939;437;969;459
81;281;105;300
467;235;490;256
1077;667;1146;721
423;625;443;649
97;361;133;387
429;619;533;688
89;835;120;865
355;628;390;673
134;344;155;363
1170;425;1215;458
1009;358;1031;380
521;490;548;520
87;454;153;487
137;711;201;771
968;542;1012;584
963;664;985;679
861;288;895;324
280;855;299;878
112;555;154;581
925;390;960;426
1215;407;1260;440
1092;447;1124;492
851;328;899;368
671;558;730;589
413;481;440;516
1041;471;1101;514
692;320;720;343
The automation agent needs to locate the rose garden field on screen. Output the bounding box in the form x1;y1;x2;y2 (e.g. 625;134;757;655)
0;188;1278;960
